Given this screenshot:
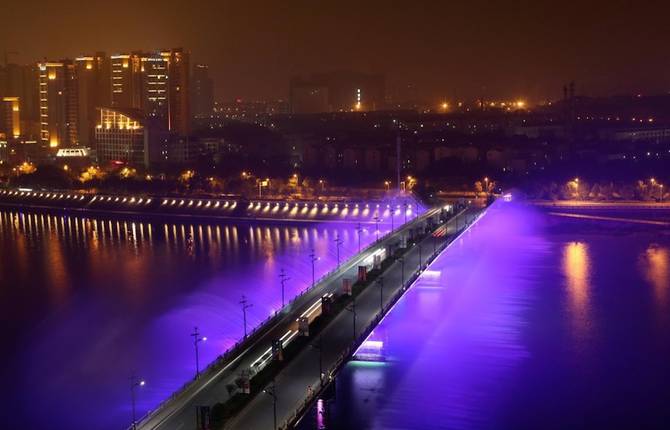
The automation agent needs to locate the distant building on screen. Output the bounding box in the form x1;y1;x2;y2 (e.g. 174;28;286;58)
109;48;191;137
0;97;21;139
210;99;289;125
290;71;385;113
75;53;111;147
191;64;214;119
289;80;329;114
110;53;143;109
54;146;94;169
38;60;79;149
0;63;39;128
94;107;165;168
164;48;190;137
599;127;670;143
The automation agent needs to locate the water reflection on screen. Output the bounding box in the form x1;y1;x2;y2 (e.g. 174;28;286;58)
563;241;591;338
641;245;669;316
0;209;390;430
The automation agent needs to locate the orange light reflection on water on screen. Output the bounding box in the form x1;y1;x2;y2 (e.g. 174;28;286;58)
563;241;591;338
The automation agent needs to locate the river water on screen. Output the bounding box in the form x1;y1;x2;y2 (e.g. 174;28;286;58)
298;201;670;429
0;209;401;430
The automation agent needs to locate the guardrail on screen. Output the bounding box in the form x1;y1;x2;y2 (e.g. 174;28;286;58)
131;205;444;429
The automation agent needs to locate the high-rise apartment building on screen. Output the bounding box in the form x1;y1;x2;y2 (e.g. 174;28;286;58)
109;48;190;137
75;52;111;146
164;48;190;136
110;53;142;109
141;52;169;122
191;63;214;119
38;61;79;148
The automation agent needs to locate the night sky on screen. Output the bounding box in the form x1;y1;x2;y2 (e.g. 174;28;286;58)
1;0;669;102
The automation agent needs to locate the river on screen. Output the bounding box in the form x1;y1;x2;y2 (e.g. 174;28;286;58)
0;209;396;429
298;201;670;429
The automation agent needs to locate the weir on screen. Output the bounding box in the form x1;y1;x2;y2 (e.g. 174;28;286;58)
0;188;425;224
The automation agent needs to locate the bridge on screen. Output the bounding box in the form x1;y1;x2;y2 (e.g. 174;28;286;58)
134;203;481;430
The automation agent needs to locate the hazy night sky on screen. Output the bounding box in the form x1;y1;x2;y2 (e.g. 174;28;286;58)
1;0;669;102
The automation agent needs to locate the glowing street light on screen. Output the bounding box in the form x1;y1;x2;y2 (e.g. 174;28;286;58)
384;180;390;191
569;177;580;200
190;327;207;379
130;374;146;430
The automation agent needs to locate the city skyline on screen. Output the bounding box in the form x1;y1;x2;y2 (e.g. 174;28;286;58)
1;1;669;103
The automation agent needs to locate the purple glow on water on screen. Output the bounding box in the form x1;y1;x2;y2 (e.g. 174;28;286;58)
0;207;418;430
308;202;670;430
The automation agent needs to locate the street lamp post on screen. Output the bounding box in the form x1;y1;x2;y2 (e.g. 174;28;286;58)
403;202;408;224
130;374;145;430
334;235;343;267
263;382;278;430
191;327;207;379
390;208;394;232
373;216;380;242
399;256;405;287
355;223;362;253
279;269;290;308
240;296;253;338
309;249;317;287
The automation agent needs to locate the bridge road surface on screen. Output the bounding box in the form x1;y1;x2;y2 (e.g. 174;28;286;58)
226;208;481;430
138;207;444;430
